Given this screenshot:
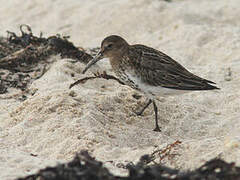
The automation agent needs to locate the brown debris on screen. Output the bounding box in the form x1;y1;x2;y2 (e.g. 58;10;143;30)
151;140;182;164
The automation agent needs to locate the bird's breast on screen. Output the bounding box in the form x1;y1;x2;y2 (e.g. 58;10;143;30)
112;66;140;91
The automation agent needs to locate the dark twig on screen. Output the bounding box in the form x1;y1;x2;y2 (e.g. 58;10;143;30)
69;72;124;89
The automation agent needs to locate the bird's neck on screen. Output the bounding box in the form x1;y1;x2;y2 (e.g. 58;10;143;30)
109;46;129;70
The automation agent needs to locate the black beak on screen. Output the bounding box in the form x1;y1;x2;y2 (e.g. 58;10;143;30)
82;50;103;74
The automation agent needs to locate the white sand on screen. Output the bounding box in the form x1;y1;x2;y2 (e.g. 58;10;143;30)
0;0;240;179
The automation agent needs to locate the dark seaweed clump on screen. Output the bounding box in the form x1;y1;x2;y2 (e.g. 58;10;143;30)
18;150;240;180
0;25;93;96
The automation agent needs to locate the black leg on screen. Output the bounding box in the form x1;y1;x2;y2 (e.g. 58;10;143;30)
152;100;161;132
135;99;152;116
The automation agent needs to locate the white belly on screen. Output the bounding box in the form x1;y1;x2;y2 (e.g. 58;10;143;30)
125;72;188;98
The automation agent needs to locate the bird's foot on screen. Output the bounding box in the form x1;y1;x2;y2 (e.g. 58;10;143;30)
153;126;161;132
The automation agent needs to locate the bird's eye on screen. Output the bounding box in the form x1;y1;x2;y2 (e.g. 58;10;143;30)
107;44;113;48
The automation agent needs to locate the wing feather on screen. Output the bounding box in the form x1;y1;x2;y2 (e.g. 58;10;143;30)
128;45;219;90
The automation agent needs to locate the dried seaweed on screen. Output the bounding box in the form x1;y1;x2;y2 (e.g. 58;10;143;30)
18;150;240;180
150;140;182;164
0;25;93;96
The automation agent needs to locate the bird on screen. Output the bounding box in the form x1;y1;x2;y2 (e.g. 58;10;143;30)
82;35;219;132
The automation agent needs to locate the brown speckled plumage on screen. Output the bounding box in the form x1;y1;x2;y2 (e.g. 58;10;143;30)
83;35;219;132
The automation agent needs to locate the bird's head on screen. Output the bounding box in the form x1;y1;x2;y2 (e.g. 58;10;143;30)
82;35;129;74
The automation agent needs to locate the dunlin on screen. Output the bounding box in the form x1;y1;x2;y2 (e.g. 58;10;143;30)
82;35;219;132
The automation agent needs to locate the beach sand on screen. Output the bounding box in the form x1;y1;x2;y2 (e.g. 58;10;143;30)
0;0;240;179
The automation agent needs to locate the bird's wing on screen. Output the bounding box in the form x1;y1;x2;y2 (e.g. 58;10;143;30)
129;45;219;90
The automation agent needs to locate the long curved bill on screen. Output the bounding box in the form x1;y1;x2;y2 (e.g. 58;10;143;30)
82;51;103;74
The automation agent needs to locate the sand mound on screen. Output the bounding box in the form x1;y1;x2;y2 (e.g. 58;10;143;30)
0;0;240;179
